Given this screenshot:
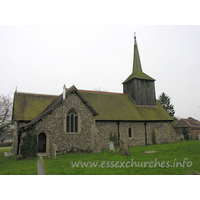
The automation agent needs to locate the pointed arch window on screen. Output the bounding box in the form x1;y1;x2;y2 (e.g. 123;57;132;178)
66;109;78;133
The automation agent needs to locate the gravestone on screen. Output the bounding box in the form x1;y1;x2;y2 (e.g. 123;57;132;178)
8;152;14;156
37;157;46;175
142;151;157;154
198;134;200;141
52;144;57;159
4;152;9;157
109;141;114;153
179;134;184;141
123;141;130;156
118;140;130;156
117;140;123;154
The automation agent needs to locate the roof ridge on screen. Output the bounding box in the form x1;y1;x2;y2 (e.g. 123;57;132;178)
15;89;126;97
15;92;58;97
21;86;99;129
182;119;192;126
78;89;128;95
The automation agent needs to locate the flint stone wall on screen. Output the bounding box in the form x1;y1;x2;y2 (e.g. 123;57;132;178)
12;122;19;154
17;91;177;155
96;121;177;150
23;92;96;155
12;121;30;154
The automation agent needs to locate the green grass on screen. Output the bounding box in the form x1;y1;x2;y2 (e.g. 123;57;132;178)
0;140;200;175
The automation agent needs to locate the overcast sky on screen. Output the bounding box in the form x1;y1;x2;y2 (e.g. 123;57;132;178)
1;25;200;119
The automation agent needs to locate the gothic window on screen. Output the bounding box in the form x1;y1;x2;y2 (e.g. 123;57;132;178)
128;127;132;138
66;109;78;133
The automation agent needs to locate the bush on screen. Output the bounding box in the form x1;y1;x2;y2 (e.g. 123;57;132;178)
20;127;37;159
184;134;191;141
0;142;13;147
109;132;118;147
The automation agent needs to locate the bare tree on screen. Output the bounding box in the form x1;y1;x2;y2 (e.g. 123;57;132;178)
93;87;107;92
0;94;12;136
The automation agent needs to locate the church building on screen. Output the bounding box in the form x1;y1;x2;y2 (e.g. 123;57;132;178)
12;36;177;156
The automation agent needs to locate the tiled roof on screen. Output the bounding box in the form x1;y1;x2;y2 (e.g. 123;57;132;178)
80;90;171;121
12;92;58;121
122;71;155;83
14;86;173;130
20;86;99;129
176;118;200;127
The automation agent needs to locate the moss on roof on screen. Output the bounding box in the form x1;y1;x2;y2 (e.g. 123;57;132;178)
136;101;173;121
123;71;155;83
80;91;172;121
123;37;155;84
13;89;172;122
12;92;58;121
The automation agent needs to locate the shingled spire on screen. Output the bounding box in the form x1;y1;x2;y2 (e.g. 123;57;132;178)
132;33;142;73
122;34;156;106
123;34;154;83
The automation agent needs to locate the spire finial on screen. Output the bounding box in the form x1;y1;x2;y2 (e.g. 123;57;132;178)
134;32;137;45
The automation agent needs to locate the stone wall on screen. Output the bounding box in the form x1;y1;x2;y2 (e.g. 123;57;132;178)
17;91;177;156
95;121;118;150
21;92;96;155
12;121;18;154
119;122;146;146
12;121;30;154
96;121;177;150
146;122;177;144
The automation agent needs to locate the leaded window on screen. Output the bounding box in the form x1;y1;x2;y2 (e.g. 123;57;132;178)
66;109;78;132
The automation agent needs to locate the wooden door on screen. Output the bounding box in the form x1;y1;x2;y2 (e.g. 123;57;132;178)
38;133;46;153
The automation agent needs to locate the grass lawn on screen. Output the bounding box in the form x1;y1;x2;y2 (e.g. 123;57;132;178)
0;140;200;175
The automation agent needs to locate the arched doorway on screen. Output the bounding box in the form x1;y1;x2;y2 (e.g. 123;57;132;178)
38;133;46;153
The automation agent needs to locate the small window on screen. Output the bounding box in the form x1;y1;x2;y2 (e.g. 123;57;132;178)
128;127;132;138
66;109;78;133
